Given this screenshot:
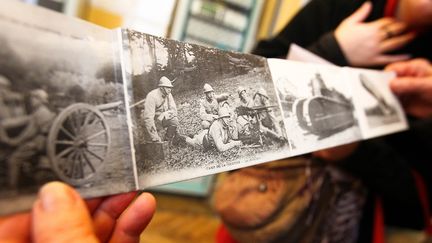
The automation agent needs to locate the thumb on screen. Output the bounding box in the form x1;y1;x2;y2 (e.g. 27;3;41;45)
390;77;432;95
345;1;372;24
32;182;98;243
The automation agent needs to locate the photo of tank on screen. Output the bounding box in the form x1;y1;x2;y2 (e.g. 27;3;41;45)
293;72;357;136
268;59;362;155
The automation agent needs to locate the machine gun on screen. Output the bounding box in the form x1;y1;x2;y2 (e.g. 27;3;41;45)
235;105;277;117
235;105;279;146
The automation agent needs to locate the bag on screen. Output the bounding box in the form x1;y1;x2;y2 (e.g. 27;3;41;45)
213;158;366;243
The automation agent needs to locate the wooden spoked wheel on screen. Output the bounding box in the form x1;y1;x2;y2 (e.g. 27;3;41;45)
47;103;111;186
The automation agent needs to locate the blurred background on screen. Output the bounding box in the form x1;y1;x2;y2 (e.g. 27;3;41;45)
21;0;307;52
18;1;425;242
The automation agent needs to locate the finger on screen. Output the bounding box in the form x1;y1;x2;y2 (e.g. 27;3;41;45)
409;59;432;76
371;17;395;29
109;192;156;243
390;76;432;95
397;95;432;119
345;1;372;24
379;32;416;53
86;198;104;214
92;191;137;242
385;60;413;75
385;59;431;77
0;213;31;243
372;54;412;66
32;182;98;243
384;21;408;37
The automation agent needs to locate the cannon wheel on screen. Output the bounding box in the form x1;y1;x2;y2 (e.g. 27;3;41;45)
47;103;111;186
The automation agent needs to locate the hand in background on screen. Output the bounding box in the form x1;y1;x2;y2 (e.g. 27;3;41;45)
386;59;432;118
335;1;415;67
0;182;156;243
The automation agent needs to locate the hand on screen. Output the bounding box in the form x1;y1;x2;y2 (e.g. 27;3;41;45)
385;59;432;118
335;1;415;67
313;142;360;162
385;58;432;77
166;110;177;120
0;182;156;243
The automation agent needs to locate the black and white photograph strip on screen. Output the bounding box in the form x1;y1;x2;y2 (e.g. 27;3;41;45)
123;30;290;188
0;1;136;215
268;59;362;156
347;68;407;139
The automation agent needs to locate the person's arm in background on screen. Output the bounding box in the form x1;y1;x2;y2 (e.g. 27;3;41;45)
252;0;351;60
0;182;156;243
253;0;414;67
385;58;432;118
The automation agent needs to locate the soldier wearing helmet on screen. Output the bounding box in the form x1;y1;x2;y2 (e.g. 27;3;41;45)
7;88;56;188
235;86;254;137
185;107;241;152
142;76;179;143
199;83;230;129
0;75;26;147
253;87;284;141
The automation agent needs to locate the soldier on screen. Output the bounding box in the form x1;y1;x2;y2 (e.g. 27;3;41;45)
0;75;26;120
142;76;179;143
253;88;284;141
0;75;10;120
235;86;254;137
7;89;56;188
199;83;230;129
238;86;253;107
186;107;241;152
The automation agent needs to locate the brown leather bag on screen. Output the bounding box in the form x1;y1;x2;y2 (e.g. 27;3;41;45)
214;158;366;243
214;157;326;243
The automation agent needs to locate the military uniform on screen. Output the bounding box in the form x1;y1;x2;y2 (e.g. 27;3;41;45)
187;108;240;152
200;83;232;129
254;91;282;137
142;88;178;142
236;95;254;137
186;120;240;152
207;119;240;152
7;103;56;188
199;97;219;128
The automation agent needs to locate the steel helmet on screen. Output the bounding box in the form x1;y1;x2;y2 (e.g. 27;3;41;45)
158;76;174;88
256;88;268;99
203;83;214;93
218;107;230;119
30;89;49;104
237;86;246;96
0;75;11;87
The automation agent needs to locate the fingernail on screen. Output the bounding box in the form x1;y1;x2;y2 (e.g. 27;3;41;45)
39;182;76;212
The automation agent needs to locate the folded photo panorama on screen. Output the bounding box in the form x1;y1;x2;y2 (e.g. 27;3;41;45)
0;1;407;215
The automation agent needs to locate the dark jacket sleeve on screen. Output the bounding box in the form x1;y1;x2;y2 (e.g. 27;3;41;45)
307;32;348;66
252;0;365;65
